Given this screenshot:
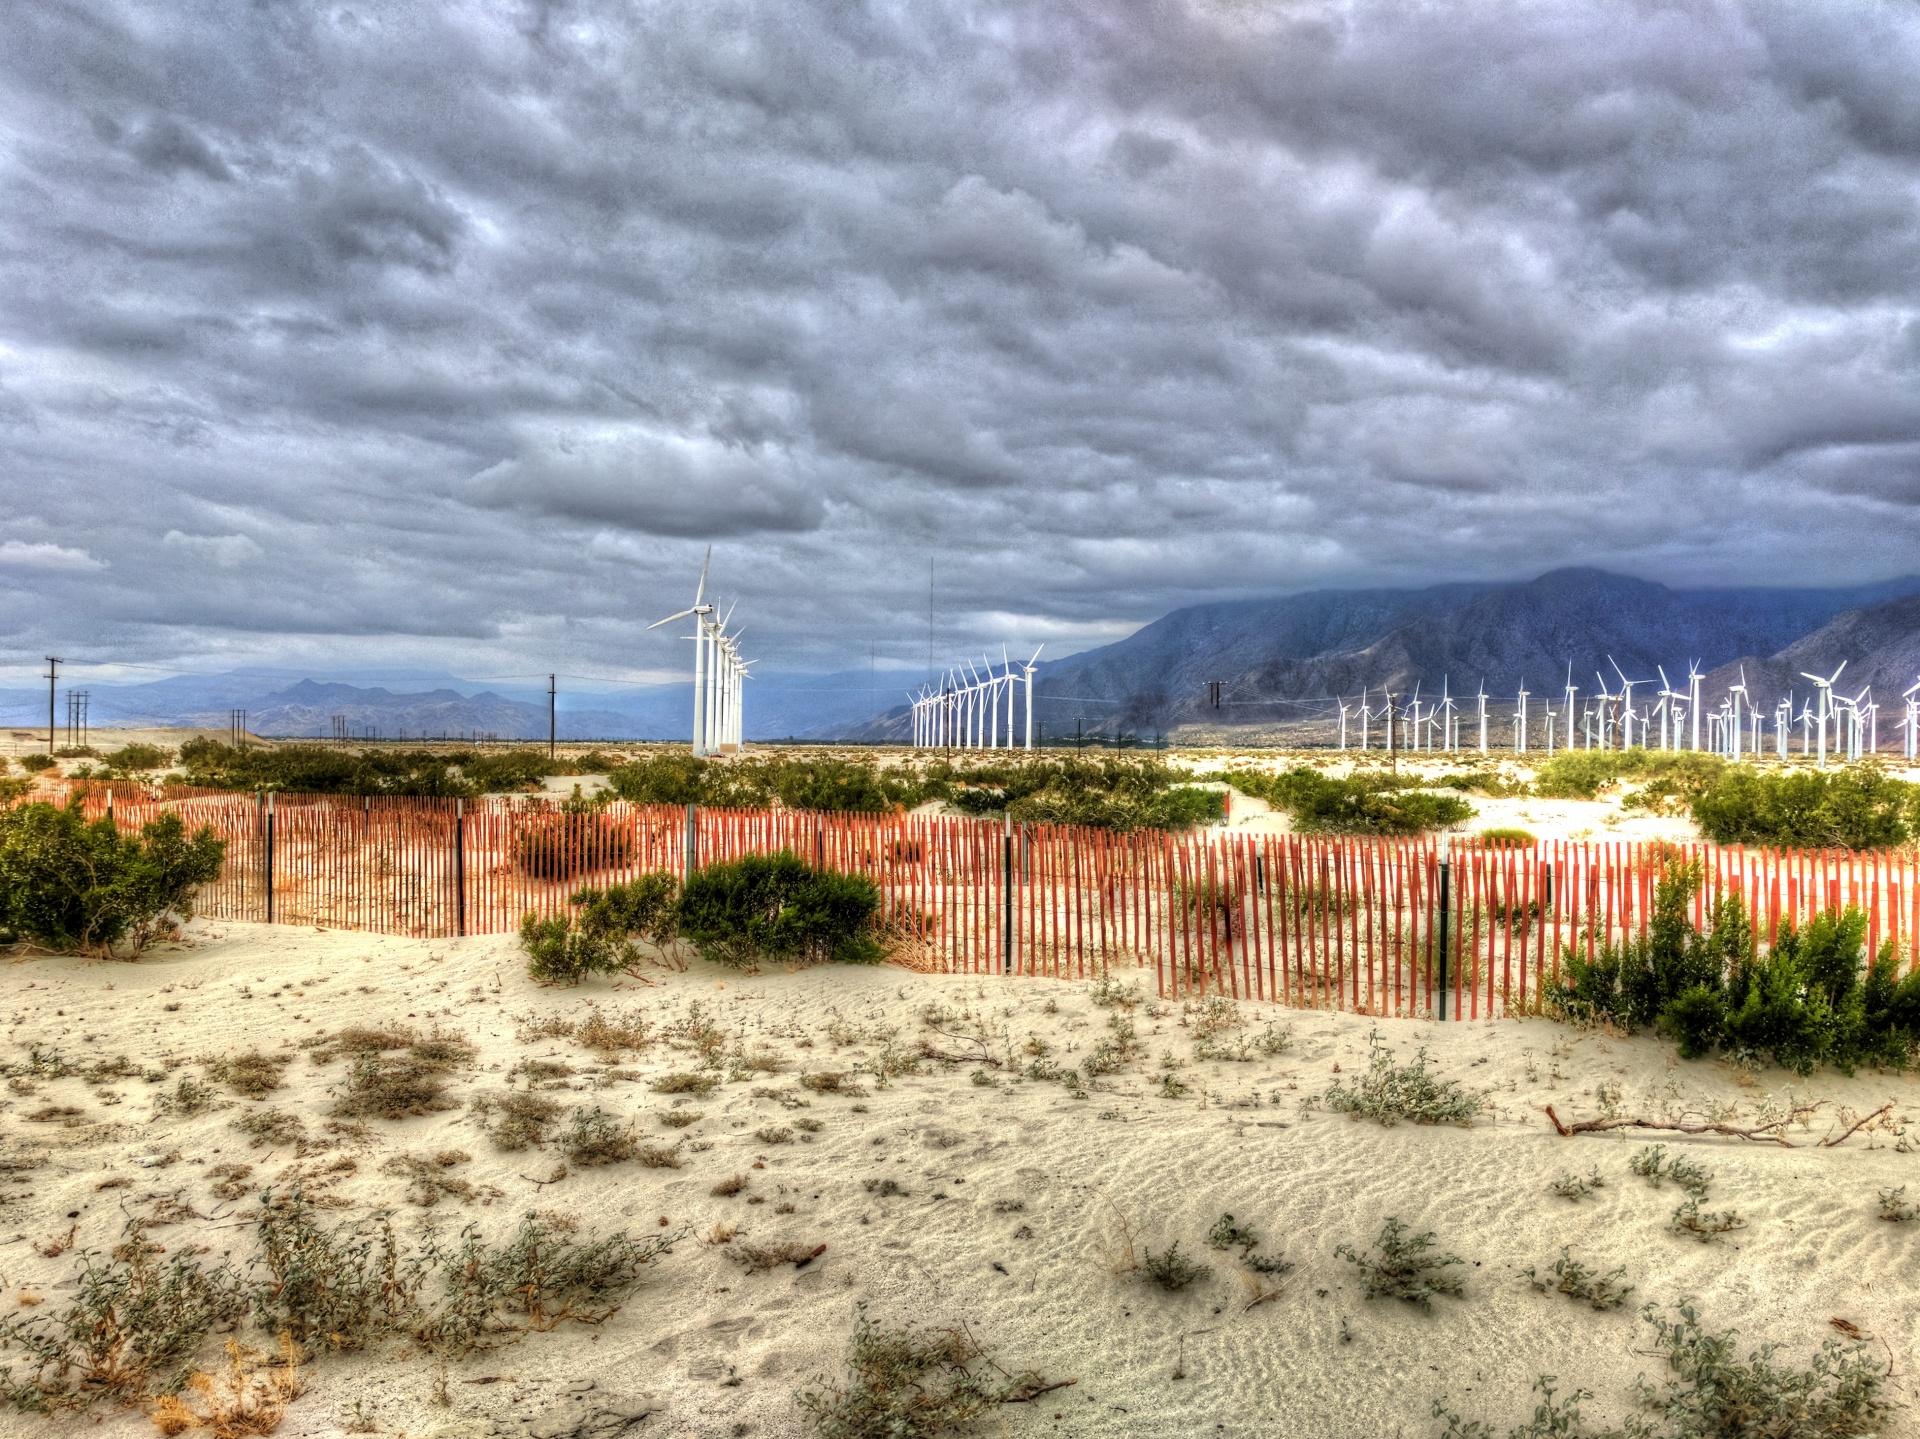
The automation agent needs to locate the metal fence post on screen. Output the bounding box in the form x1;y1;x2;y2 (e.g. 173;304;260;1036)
1437;842;1450;1021
265;792;275;926
454;798;465;938
684;803;697;883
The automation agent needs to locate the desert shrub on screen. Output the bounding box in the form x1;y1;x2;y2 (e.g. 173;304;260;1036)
513;811;634;880
0;1219;247;1410
0;801;224;956
519;912;636;985
561;1107;638;1166
800;1071;866;1097
604;752;710;805
178;740;480;797
1478;827;1536;844
204;1051;292;1099
1524;1247;1633;1310
1336;1217;1466;1310
570;873;680;949
412;1213;676;1353
471;1091;562;1151
455;751;556;793
1322;1030;1487;1126
651;1072;719;1097
1878;1186;1917;1222
572;1006;651;1056
677;852;884;968
100;744;168;775
774;759;896;814
1557;861;1920;1074
1693;764;1917;850
1232;767;1469;835
331;1051;458;1120
250;1190;410;1350
232;1108;305;1148
18;754;56;775
799;1305;1055;1439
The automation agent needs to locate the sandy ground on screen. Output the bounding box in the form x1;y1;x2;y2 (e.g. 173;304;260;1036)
2;926;1917;1439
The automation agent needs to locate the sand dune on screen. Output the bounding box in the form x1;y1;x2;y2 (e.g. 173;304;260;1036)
1;922;1916;1438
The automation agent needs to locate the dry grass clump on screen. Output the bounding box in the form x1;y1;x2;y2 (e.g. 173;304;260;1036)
1336;1217;1467;1310
202;1052;292;1100
1523;1247;1633;1310
800;1072;866;1097
207;1164;255;1201
863;1178;908;1199
331;1053;456;1120
231;1109;304;1150
561;1108;638;1166
381;1151;489;1207
155;1076;223;1118
650;1072;719;1097
470;1092;562;1151
146;1333;305;1438
304;1027;414;1065
574;1007;651;1057
798;1306;1057;1439
755;1126;795;1145
711;1174;750;1198
1322;1030;1487;1127
634;1142;684;1169
728;1239;826;1273
658;1110;702;1129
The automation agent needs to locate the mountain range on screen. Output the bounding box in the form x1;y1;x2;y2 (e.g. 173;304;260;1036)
844;568;1920;744
8;569;1918;746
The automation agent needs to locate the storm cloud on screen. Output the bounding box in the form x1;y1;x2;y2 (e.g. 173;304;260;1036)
3;0;1918;682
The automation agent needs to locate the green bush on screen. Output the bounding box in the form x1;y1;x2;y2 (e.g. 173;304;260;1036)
17;754;55;775
605;752;710;805
773;759;896;814
570;873;680;948
100;744;168;775
1691;764;1916;849
178;740;474;797
456;751;557;792
519;912;636;985
0;801;225;956
677;852;883;968
1552;860;1920;1074
512;811;633;879
1231;767;1471;835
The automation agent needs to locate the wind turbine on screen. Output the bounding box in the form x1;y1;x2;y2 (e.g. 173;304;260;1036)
1609;658;1648;750
1904;677;1920;761
1800;662;1846;767
1726;668;1750;761
649;547;718;756
1687;663;1703;751
1562;665;1578;754
1513;681;1530;754
1476;683;1488;754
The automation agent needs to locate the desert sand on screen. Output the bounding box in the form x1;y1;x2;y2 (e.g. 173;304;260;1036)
2;924;1917;1439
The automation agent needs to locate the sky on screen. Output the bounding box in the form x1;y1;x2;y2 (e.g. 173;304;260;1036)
3;0;1919;693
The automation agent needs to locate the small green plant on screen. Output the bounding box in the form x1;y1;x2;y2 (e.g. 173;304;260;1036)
1669;1198;1745;1243
1335;1217;1466;1310
1879;1186;1918;1222
1158;1073;1191;1098
1548;1171;1604;1201
1629;1144;1667;1181
1322;1030;1488;1126
1206;1213;1259;1252
1523;1247;1633;1310
1140;1241;1209;1292
1630;1146;1712;1197
0;1218;247;1408
797;1304;1056;1439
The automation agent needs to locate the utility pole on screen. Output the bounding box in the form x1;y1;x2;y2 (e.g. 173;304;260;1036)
548;674;556;760
44;657;60;756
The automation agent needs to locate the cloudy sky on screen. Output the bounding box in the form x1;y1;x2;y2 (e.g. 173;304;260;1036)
4;0;1919;690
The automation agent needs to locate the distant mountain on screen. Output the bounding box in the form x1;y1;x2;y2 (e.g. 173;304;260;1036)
1015;568;1920;741
1699;591;1920;720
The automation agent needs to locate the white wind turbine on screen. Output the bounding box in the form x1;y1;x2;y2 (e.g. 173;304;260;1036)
1609;658;1648;750
1513;681;1530;754
1476;683;1489;754
1687;663;1704;751
1800;662;1846;767
649;547;721;757
1904;677;1920;761
1438;680;1457;753
1726;668;1750;760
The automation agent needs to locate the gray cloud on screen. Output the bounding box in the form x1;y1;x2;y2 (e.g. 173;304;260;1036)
2;0;1919;686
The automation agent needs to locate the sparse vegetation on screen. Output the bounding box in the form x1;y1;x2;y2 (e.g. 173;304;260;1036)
560;1107;638;1166
1140;1240;1209;1292
1878;1187;1917;1222
1548;1171;1605;1201
799;1305;1059;1439
470;1091;562;1151
1230;767;1472;835
1335;1217;1467;1310
204;1051;292;1099
331;1051;458;1120
1524;1247;1633;1310
1322;1030;1488;1126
